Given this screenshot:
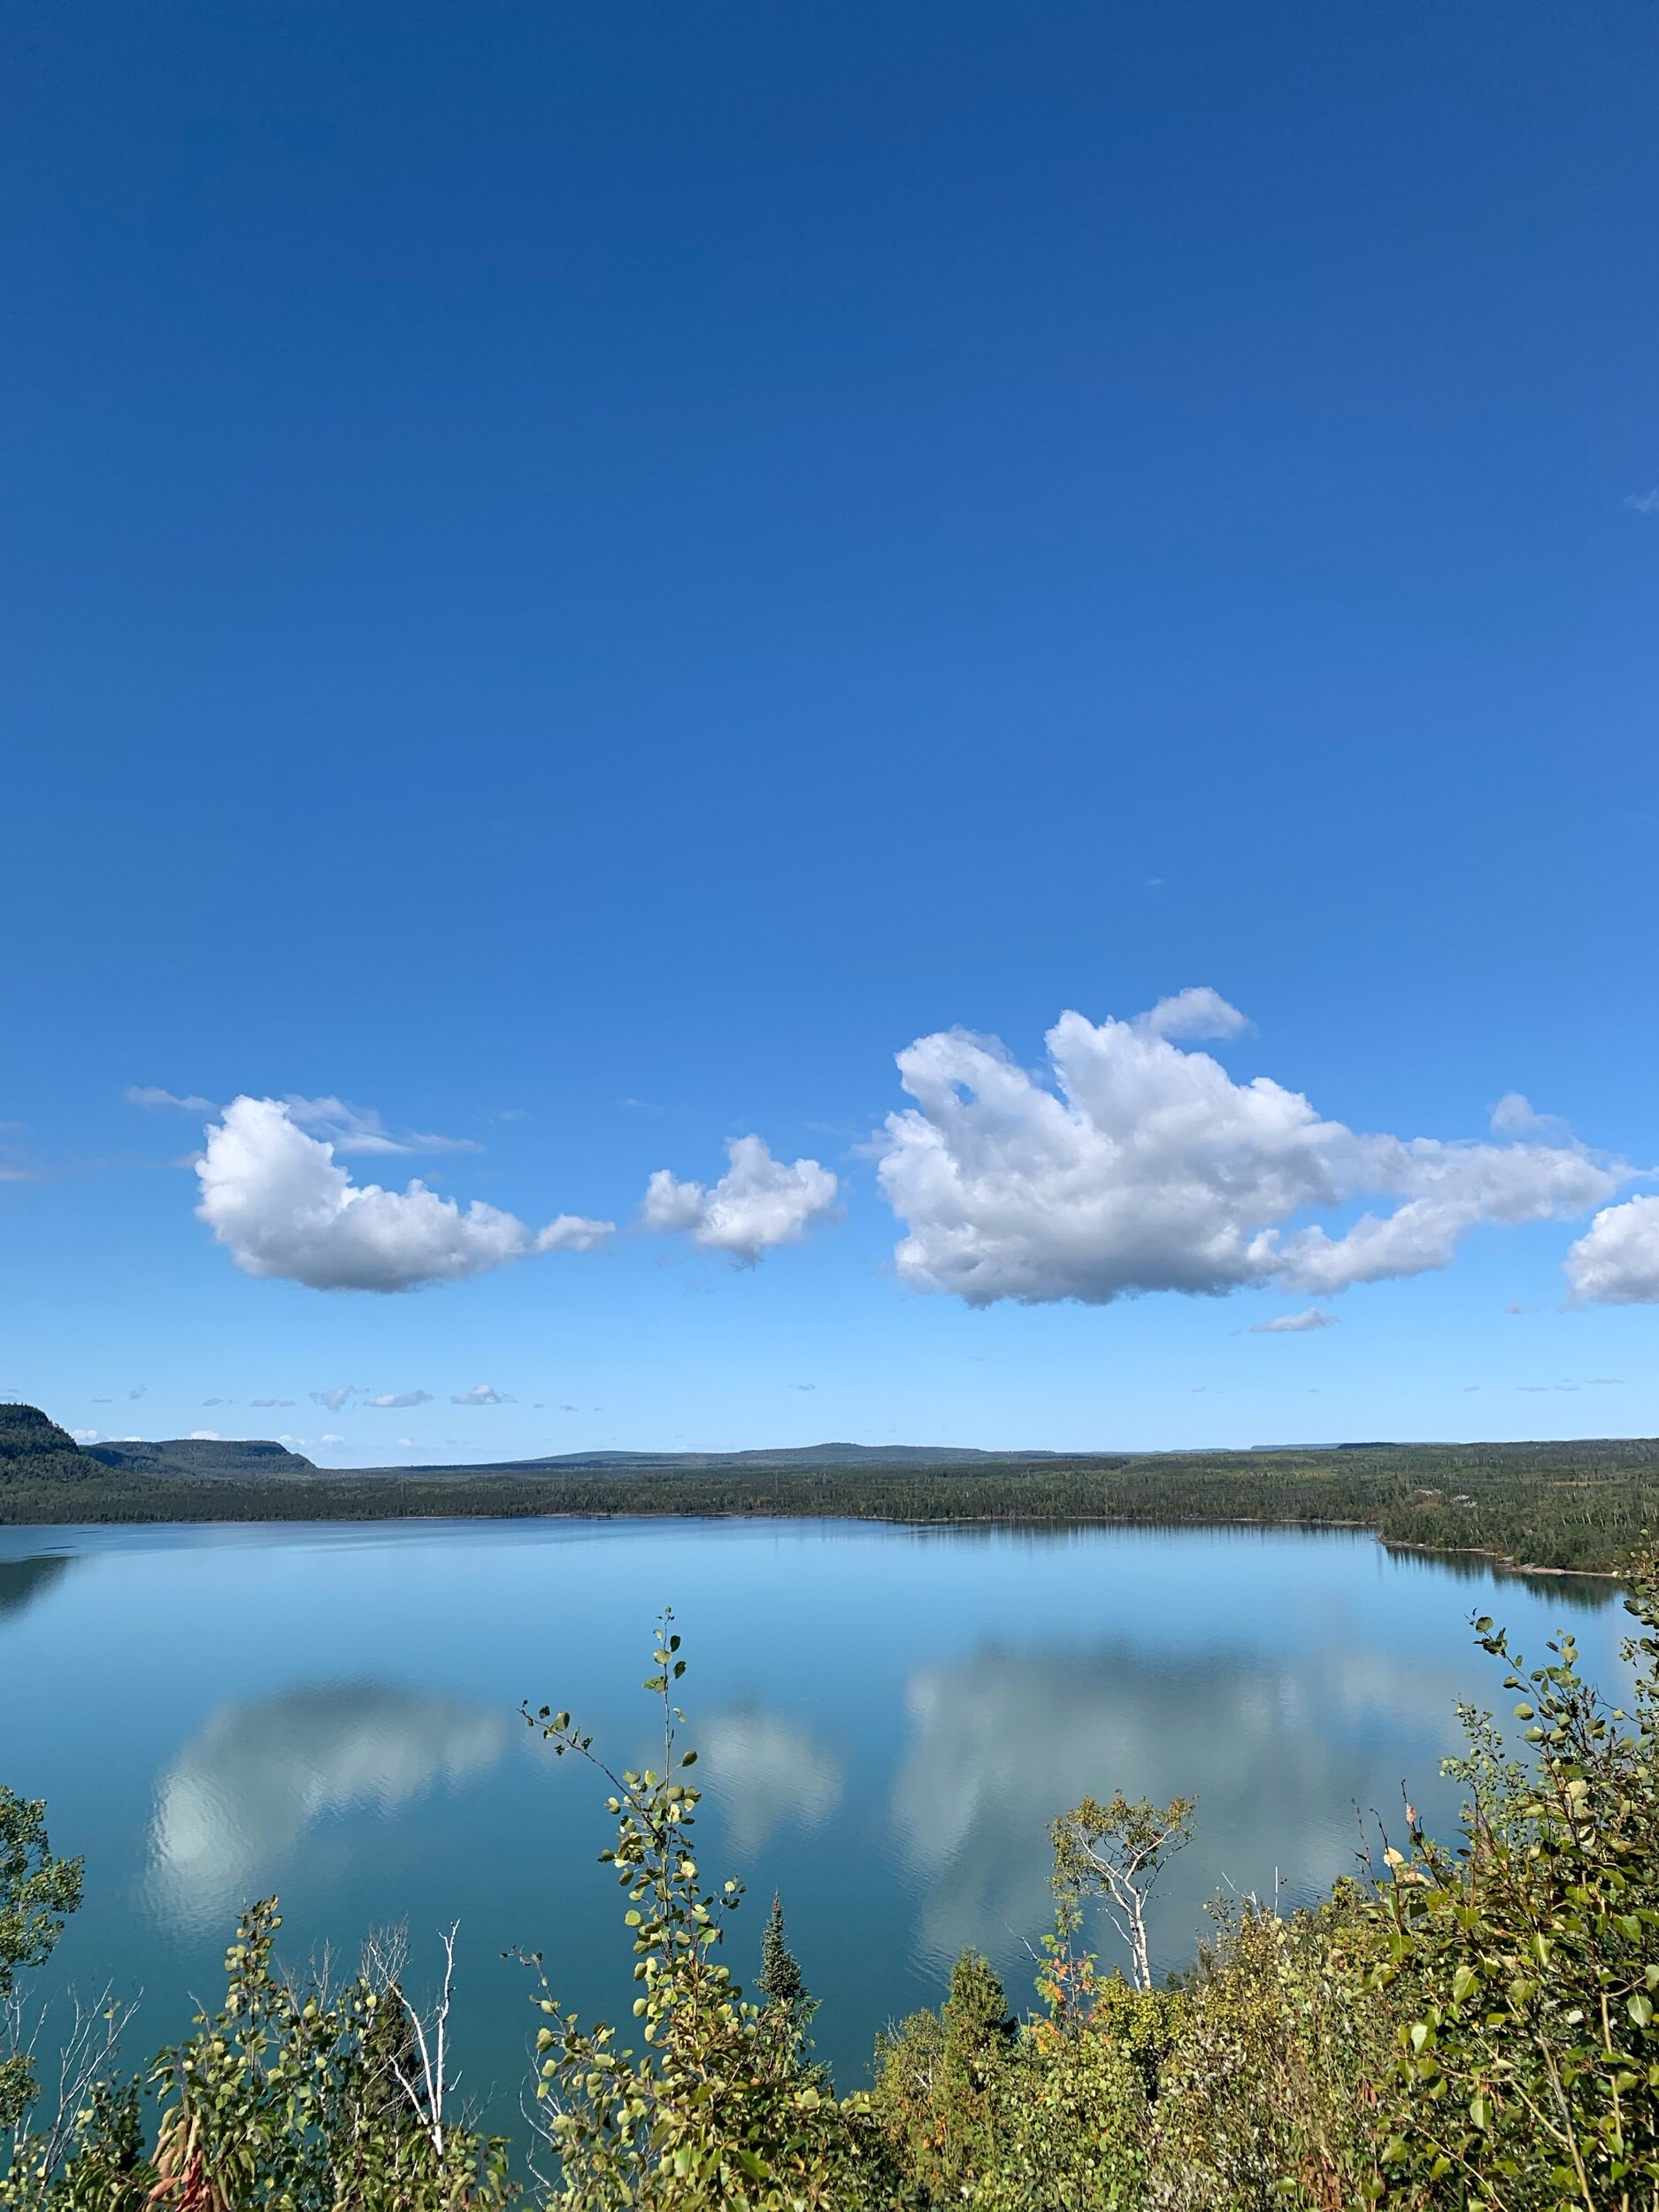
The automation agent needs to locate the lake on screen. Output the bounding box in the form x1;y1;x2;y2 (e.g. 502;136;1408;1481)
0;1516;1626;2132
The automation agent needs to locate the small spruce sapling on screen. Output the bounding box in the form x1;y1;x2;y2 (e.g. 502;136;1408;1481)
758;1895;805;2019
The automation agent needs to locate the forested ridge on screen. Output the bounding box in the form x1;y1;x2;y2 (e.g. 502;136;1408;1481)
4;1402;1656;1572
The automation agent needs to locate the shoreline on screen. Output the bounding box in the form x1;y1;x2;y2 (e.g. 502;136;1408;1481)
0;1499;1629;1581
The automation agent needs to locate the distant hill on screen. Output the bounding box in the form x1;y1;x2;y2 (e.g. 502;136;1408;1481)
503;1440;1067;1474
0;1411;1050;1491
84;1436;318;1479
0;1402;96;1485
0;1410;1045;1490
0;1408;319;1486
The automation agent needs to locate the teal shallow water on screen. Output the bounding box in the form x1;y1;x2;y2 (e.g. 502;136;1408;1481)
0;1517;1624;2124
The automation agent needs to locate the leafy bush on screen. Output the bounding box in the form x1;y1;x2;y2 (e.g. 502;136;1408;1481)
1368;1554;1659;2209
520;1610;884;2209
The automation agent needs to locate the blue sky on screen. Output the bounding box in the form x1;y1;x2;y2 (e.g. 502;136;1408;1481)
4;0;1655;1463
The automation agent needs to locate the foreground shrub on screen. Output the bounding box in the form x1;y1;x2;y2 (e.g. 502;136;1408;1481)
1368;1554;1659;2210
521;1610;884;2209
1149;1892;1390;2212
144;1901;511;2212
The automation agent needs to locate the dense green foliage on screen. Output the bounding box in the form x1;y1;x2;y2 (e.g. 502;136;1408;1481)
0;1793;83;2134
9;1568;1659;2206
1367;1602;1659;2206
4;1402;1656;1574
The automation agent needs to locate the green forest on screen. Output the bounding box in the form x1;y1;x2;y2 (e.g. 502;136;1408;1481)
6;1567;1659;2209
5;1402;1658;1574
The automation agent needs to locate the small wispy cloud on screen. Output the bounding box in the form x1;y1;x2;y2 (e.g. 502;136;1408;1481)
128;1385;147;1401
72;1427;99;1442
249;1397;296;1408
282;1096;483;1157
363;1389;434;1409
310;1385;356;1412
1489;1092;1574;1144
1624;488;1659;516
126;1086;217;1113
1249;1309;1338;1335
1519;1376;1623;1393
451;1383;511;1406
189;1429;220;1441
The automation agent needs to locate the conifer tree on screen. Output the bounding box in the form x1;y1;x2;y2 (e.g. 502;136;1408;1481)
940;1950;1016;2093
758;1893;806;2018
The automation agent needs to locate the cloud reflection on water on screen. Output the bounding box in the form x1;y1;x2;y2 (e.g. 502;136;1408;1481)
146;1682;505;1930
698;1708;844;1854
887;1632;1485;1982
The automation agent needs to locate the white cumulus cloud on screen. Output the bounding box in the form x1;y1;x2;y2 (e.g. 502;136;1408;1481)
195;1097;612;1293
363;1389;434;1409
451;1383;511;1406
1250;1309;1337;1334
641;1135;839;1265
875;994;1628;1308
1564;1195;1659;1305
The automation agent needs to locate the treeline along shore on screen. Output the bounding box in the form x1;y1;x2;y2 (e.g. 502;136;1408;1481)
3;1402;1655;1574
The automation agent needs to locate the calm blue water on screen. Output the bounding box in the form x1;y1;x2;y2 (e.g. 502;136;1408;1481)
0;1517;1624;2129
